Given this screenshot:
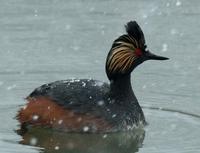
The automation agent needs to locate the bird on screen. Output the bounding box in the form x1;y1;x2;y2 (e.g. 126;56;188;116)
16;21;169;133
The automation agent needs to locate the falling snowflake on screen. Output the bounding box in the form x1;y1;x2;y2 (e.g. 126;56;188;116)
162;44;168;52
7;84;17;90
170;29;178;35
112;114;117;118
30;137;38;146
32;115;39;121
103;134;107;138
58;120;63;124
23;105;27;110
55;146;60;150
83;126;89;132
82;81;86;87
77;117;82;122
97;101;104;106
176;0;181;6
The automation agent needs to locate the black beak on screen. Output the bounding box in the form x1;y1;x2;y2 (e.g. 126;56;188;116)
145;51;169;60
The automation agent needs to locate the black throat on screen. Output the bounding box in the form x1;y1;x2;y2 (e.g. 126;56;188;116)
109;74;146;124
109;75;139;105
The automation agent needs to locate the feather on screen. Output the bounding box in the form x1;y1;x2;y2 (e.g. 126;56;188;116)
125;21;145;47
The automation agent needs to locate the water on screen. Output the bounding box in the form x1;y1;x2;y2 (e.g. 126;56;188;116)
0;0;199;152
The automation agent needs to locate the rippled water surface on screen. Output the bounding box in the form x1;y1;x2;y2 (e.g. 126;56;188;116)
0;0;199;153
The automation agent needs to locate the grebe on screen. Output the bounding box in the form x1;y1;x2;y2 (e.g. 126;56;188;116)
17;21;168;133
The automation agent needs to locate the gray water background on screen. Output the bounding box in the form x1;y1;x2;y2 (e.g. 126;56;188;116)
0;0;199;152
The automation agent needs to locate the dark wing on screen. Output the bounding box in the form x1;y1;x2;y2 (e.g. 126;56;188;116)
29;79;110;115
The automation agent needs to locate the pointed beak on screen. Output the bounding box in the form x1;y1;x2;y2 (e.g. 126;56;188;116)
145;51;169;60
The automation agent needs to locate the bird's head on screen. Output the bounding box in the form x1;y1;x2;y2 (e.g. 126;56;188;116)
106;21;169;81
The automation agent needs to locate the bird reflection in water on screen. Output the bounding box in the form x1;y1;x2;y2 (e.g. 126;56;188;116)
17;128;145;153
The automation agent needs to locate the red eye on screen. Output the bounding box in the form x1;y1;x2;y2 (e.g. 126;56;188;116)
135;48;143;57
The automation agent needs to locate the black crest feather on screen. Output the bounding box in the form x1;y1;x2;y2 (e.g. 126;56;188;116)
125;21;146;47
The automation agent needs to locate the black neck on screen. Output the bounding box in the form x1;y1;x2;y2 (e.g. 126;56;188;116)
109;74;146;124
109;74;138;105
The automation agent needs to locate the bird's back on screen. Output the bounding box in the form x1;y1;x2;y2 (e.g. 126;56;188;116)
29;79;110;112
17;79;125;132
